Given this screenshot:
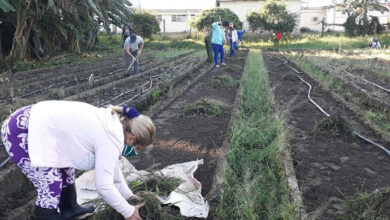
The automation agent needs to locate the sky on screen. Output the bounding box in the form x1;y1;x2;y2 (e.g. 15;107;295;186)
129;0;335;10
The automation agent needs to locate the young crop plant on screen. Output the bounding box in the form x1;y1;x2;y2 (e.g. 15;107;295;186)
340;188;390;219
175;98;223;117
206;75;238;89
89;176;182;220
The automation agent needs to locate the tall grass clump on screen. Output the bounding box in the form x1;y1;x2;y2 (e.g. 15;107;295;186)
218;50;294;219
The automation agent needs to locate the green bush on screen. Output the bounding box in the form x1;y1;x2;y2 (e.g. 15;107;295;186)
130;11;160;39
190;8;242;31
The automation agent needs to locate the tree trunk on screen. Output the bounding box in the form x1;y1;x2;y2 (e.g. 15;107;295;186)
8;1;35;61
68;32;80;54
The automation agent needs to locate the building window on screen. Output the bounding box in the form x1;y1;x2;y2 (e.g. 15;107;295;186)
156;15;162;22
191;14;195;17
172;14;187;22
312;16;319;22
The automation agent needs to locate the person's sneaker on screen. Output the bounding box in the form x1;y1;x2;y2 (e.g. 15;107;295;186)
221;62;226;66
216;65;220;68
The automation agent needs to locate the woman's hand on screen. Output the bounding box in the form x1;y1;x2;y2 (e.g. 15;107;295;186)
125;203;144;220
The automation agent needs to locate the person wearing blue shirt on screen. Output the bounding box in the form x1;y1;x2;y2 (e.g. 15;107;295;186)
237;29;246;45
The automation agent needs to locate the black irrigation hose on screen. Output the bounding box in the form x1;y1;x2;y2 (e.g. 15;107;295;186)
274;56;390;157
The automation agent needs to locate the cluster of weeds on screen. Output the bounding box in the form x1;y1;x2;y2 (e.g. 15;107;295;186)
89;176;182;220
312;116;354;139
340;188;390;219
206;75;238;89
175;98;222;117
225;64;242;73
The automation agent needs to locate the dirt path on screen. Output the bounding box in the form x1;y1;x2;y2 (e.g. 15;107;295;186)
263;51;390;219
129;51;248;215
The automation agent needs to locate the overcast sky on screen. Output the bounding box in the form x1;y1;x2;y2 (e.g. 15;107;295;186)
129;0;335;10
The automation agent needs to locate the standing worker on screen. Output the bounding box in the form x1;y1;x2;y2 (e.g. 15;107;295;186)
204;28;213;63
211;22;226;68
227;23;238;56
124;33;144;76
1;100;155;220
237;29;246;45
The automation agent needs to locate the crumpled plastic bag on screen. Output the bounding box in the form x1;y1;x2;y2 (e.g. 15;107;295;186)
76;157;209;218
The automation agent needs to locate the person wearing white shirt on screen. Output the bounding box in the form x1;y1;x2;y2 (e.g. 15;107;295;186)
0;100;155;220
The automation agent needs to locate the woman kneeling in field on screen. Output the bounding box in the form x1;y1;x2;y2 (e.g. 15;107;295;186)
1;100;155;220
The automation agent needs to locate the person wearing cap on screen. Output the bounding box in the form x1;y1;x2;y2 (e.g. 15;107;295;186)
369;37;381;49
0;100;155;220
124;33;144;76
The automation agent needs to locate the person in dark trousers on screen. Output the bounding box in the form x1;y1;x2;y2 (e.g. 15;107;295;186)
227;23;238;56
124;33;144;76
204;29;213;63
1;101;155;220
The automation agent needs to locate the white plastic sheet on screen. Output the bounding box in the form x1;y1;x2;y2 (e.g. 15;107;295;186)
76;157;209;218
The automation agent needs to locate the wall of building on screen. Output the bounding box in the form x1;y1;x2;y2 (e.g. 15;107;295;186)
300;9;327;32
153;10;200;33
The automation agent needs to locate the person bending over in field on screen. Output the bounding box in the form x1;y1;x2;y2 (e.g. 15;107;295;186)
369;37;381;49
1;100;155;220
124;33;144;76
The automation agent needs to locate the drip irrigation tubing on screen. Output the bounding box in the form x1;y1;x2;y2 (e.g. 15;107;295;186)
0;59;198;167
328;64;390;94
273;55;390;157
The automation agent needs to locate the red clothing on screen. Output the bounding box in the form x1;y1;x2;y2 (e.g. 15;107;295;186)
275;32;282;41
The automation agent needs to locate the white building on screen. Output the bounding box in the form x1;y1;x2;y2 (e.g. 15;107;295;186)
150;9;202;33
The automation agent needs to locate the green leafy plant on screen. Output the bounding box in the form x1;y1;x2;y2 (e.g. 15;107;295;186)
190;8;242;31
176;98;223;117
206;75;238;89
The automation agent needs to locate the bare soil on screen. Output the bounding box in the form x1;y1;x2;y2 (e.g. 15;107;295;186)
263;51;390;219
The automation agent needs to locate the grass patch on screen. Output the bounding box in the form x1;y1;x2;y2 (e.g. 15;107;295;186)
340;188;390;219
206;75;238;89
218;50;294;219
89;176;182;220
175;98;222;117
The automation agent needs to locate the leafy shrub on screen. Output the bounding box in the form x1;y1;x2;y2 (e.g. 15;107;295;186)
207;75;238;89
129;11;160;39
190;8;242;31
247;0;297;35
176;98;223;117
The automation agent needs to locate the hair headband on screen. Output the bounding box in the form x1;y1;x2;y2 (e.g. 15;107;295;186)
123;106;139;119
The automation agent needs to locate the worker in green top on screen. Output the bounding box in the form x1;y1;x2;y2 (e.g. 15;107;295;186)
204;29;213;63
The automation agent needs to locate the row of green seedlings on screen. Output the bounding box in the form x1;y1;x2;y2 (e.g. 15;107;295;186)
288;55;390;139
218;51;294;219
279;54;390;219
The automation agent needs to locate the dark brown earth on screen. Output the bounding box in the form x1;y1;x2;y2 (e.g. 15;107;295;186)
263;51;390;219
130;51;248;201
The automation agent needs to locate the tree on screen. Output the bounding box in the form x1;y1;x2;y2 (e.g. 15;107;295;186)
247;0;297;36
335;0;388;35
190;8;242;31
129;11;160;39
0;0;134;61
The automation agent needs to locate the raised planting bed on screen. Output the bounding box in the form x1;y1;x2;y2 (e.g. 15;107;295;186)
263;51;390;219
